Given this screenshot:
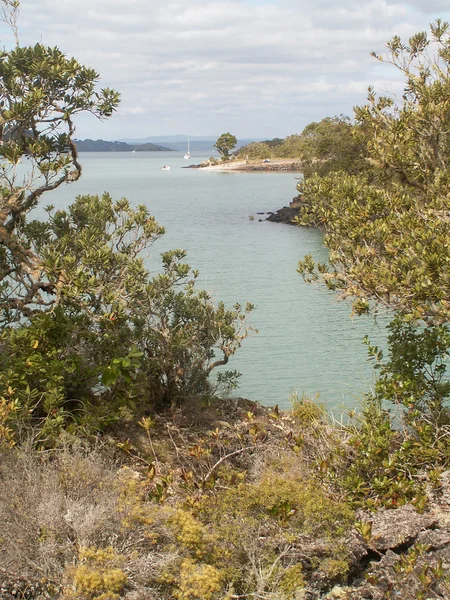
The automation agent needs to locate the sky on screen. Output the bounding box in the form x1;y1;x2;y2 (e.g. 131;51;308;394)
2;0;449;140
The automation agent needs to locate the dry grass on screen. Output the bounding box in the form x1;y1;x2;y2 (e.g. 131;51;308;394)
0;442;181;598
0;444;120;580
0;397;355;599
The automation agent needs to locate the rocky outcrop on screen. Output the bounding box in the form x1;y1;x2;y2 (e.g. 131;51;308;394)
324;503;450;600
265;206;298;225
265;196;304;225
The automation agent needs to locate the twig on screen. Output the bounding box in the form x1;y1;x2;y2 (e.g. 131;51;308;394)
202;445;254;484
117;444;154;467
166;423;183;465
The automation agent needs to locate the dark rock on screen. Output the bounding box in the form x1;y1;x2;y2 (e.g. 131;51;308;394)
265;206;298;225
364;505;438;551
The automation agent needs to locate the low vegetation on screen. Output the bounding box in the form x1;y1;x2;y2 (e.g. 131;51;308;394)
297;22;450;507
2;394;449;599
1;3;449;599
0;398;366;599
237;116;368;177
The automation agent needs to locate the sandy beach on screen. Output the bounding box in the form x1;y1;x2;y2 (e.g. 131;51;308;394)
196;158;302;172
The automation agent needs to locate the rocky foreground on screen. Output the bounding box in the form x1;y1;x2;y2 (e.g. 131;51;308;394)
1;397;449;600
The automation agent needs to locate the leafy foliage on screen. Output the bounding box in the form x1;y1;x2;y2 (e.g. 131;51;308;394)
0;42;120;320
370;319;450;426
297;22;450;324
0;194;253;439
296;22;450;507
0;14;252;440
213;132;237;158
294;115;369;177
238;116;368;175
339;398;429;510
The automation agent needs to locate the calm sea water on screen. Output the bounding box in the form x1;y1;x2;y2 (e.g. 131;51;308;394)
35;151;387;411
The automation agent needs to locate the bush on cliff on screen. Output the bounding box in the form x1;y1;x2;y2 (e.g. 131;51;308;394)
297;21;450;506
238;116;369;176
0;404;356;600
0;3;252;442
0;193;253;441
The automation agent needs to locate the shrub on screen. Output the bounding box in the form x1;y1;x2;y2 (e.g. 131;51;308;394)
290;392;325;426
174;559;223;600
0;395;18;448
193;472;354;595
0;194;253;442
66;546;127;600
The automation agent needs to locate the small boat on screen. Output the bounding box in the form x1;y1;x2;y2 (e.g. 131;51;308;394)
162;165;171;171
184;137;191;160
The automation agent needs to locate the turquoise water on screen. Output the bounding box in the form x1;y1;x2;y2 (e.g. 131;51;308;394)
33;152;387;410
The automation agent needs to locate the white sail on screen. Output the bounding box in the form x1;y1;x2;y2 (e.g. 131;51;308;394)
184;137;190;159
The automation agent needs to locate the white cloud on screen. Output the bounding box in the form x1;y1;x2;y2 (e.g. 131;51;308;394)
120;107;146;115
4;0;447;138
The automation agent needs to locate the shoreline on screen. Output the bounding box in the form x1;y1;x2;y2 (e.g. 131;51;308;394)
188;157;305;224
189;158;302;172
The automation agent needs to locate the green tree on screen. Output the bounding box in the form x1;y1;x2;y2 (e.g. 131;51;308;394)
237;141;272;160
0;4;253;440
237;118;368;169
0;42;120;322
214;132;237;158
275;134;303;158
297;115;369;177
297;21;450;498
0;194;253;437
297;22;450;324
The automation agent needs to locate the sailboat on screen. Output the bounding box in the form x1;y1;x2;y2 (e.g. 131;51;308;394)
184;137;191;160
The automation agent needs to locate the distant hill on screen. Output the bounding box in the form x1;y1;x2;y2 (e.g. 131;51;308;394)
154;140;219;153
74;139;174;152
116;135;262;154
117;135;218;144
